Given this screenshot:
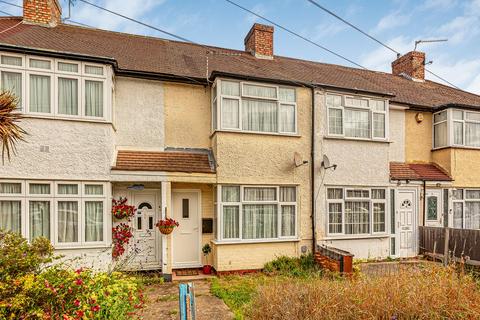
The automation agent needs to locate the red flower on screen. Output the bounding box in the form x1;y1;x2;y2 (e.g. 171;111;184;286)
74;299;81;307
75;278;83;286
75;268;83;274
91;305;100;312
76;310;84;317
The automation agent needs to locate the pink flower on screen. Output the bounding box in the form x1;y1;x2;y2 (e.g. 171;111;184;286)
91;305;100;312
74;299;81;307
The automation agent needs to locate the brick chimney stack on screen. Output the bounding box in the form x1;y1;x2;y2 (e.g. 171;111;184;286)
244;23;274;59
391;51;426;81
23;0;62;27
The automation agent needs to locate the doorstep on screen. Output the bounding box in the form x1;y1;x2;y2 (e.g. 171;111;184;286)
172;268;216;281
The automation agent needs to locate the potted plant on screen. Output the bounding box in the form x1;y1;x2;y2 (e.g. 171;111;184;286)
156;218;179;235
202;243;212;274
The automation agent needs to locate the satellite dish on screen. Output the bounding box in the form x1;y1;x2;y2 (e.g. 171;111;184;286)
294;152;309;167
322;155;330;168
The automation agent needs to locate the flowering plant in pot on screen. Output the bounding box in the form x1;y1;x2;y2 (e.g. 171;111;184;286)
202;243;213;274
112;197;136;220
155;218;179;235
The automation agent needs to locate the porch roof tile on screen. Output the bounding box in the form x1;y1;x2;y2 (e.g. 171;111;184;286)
389;162;452;181
113;149;215;174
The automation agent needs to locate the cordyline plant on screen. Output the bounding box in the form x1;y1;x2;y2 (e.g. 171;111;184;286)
0;91;26;163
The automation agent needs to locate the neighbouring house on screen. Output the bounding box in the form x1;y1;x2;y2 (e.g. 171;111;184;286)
0;0;479;276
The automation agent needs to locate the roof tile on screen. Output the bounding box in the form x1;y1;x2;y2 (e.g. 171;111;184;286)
390;162;452;181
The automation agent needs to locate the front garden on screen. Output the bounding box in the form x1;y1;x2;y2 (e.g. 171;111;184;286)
211;255;480;320
0;231;144;319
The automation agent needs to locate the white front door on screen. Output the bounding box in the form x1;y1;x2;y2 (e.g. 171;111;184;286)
129;190;161;269
172;190;201;268
425;189;443;227
396;189;417;258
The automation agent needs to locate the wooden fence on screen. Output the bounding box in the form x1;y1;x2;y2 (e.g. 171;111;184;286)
315;245;353;274
419;226;480;266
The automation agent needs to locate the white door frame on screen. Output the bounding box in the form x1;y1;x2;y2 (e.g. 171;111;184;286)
171;189;202;268
395;188;418;258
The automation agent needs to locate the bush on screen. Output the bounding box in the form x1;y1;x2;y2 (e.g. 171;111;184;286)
263;254;322;277
247;265;480;320
0;231;144;319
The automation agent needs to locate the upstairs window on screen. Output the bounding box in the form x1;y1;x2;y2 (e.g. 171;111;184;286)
433;109;480;149
326;94;388;140
212;79;297;135
0;52;109;121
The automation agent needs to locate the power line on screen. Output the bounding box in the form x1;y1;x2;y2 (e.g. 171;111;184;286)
0;0;21;9
306;0;461;89
223;0;366;69
0;9;13;16
76;0;307;87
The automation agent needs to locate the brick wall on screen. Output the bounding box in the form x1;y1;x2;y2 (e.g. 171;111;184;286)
23;0;62;27
244;23;274;58
392;51;425;80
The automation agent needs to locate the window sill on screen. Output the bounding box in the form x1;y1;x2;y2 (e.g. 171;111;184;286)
55;244;111;250
324;136;390;143
23;114;112;125
211;129;301;139
432;146;480;152
322;234;390;241
211;238;300;245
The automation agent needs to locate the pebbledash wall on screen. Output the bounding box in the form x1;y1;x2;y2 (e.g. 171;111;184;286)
313;88;406;259
211;86;312;271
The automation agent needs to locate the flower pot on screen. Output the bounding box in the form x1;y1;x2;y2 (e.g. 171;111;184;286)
158;225;175;235
203;265;212;275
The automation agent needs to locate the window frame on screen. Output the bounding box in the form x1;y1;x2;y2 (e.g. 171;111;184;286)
213;78;298;135
326;93;389;141
0;51;110;122
451;188;480;230
215;185;298;243
0;179;108;248
326;186;388;237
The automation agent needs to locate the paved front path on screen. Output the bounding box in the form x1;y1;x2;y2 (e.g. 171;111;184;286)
140;279;233;320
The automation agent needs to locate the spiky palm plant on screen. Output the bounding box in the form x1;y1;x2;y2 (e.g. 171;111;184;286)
0;91;26;163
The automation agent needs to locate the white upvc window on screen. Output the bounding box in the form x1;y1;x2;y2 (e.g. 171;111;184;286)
215;185;297;242
433;109;480;149
326;187;387;236
326;93;389;140
212;79;297;135
0;179;108;248
433;110;448;148
0;51;110;122
452;189;480;230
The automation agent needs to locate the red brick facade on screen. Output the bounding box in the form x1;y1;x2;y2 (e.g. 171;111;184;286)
391;51;425;80
23;0;61;27
244;23;274;58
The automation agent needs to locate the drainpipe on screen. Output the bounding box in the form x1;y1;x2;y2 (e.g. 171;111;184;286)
423;180;427;226
310;85;316;253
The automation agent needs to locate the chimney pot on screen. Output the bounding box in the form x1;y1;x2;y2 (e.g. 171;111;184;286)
23;0;62;27
244;23;274;59
391;51;425;81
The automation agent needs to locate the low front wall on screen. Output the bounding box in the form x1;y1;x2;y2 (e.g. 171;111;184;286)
54;248;113;271
319;237;390;260
212;241;299;272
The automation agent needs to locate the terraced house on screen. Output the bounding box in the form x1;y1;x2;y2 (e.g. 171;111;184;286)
0;0;479;278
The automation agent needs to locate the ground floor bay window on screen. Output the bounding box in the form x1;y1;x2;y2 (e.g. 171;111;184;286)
452;189;480;230
327;187;387;236
0;180;108;247
215;185;297;242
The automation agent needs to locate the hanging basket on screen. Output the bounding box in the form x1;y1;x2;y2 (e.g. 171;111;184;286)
158;225;175;235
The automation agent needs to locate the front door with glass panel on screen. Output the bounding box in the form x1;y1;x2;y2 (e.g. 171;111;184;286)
172;190;201;268
425;189;443;227
129;191;160;269
396;189;417;257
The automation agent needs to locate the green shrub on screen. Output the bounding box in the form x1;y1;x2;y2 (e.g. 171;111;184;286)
0;231;144;319
263;254;322;277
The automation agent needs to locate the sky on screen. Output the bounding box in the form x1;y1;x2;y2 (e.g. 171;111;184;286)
1;0;480;93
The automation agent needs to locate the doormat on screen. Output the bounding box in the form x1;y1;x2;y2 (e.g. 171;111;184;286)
175;269;199;276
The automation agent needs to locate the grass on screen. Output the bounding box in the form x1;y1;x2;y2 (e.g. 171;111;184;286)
211;255;480;320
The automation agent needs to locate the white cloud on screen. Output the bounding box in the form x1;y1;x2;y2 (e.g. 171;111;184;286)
466;74;480;94
437;15;480;44
310;21;346;40
421;0;458;10
372;11;411;34
244;3;266;24
360;36;413;71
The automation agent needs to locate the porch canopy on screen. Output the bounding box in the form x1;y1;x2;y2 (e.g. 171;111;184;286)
389;162;452;182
